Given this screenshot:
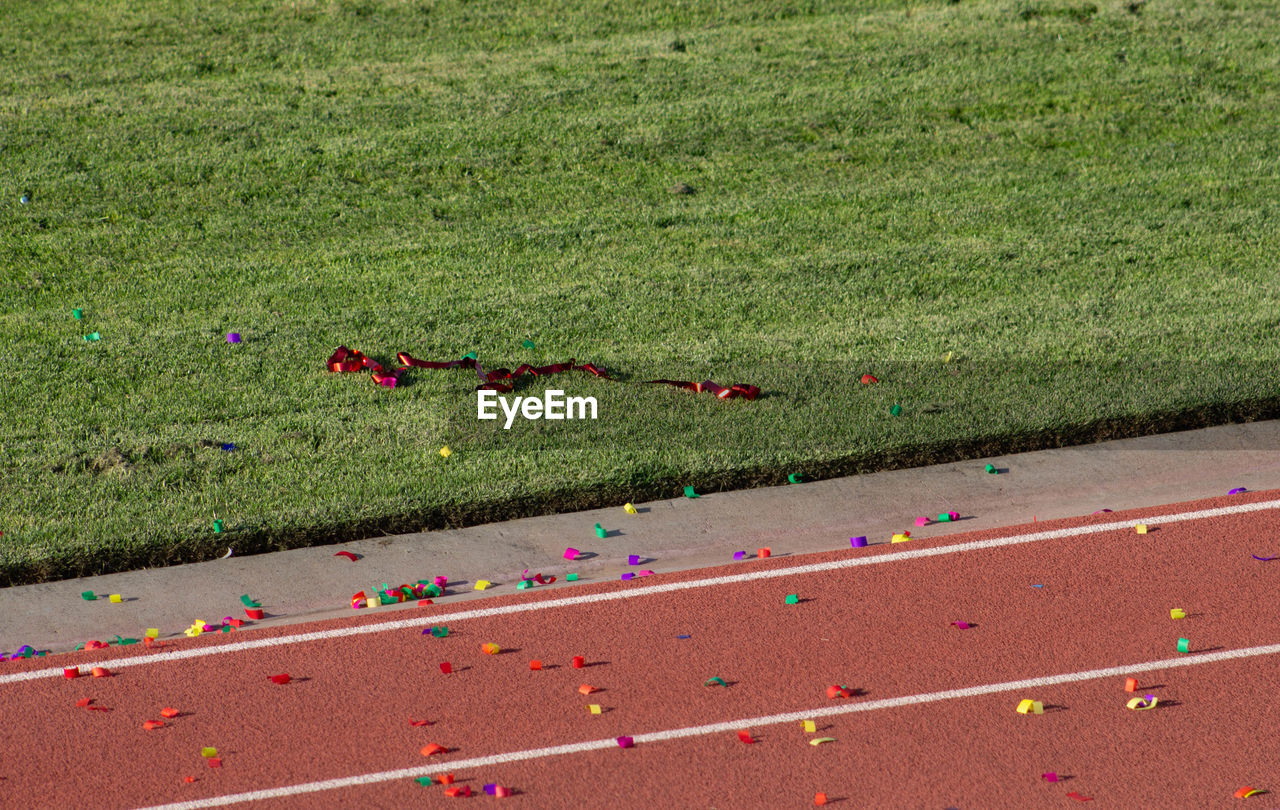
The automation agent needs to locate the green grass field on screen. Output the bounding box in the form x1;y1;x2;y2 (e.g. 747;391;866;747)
3;0;1279;586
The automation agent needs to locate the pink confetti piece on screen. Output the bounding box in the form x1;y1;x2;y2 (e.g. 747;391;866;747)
1042;772;1058;783
616;736;634;748
563;547;580;561
638;570;655;576
951;621;970;629
914;516;929;527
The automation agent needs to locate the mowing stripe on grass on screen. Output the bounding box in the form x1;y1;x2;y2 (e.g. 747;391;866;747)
4;497;1277;686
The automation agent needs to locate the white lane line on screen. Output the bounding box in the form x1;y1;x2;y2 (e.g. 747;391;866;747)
5;497;1277;686
134;639;1280;809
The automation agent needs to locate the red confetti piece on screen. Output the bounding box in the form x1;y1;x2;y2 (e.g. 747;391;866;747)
529;660;542;671
75;698;93;708
244;608;264;620
572;656;585;669
207;758;222;769
143;720;165;730
439;662;453;674
737;730;756;744
88;706;111;712
409;719;432;727
860;374;878;384
420;743;448;756
269;674;291;685
444;785;471;798
63;667;80;679
1066;793;1093;802
334;551;359;561
439;773;455;785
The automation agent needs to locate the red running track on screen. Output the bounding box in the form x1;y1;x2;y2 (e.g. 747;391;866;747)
2;491;1279;808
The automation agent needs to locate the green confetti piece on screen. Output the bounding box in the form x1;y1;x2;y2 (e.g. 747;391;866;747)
74;642;85;651
416;777;433;786
594;523;606;538
424;583;442;598
430;626;449;638
890;404;902;416
784;594;800;605
81;591;96;601
937;513;952;522
517;580;532;590
566;573;579;582
72;308;83;319
220;625;232;633
1177;638;1190;653
213;519;224;533
118;638;139;645
463;351;477;360
704;677;727;687
985;463;997;473
787;473;802;484
240;595;261;608
82;332;100;342
521;340;535;349
683;486;699;498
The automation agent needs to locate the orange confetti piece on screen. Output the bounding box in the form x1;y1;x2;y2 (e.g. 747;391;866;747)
815;794;828;806
143;720;165;730
184;777;196;784
737;730;755;744
440;774;455;785
578;684;597;695
530;660;542;671
421;743;448;756
482;643;501;655
1235;786;1264;798
161;707;180;718
76;698;93;708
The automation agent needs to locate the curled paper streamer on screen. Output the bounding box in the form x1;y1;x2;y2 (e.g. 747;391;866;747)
334;551;359;561
648;379;759;400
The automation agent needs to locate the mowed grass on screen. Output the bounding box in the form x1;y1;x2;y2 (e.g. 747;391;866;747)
2;0;1279;585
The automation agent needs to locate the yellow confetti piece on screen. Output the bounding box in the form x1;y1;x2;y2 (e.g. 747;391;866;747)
482;643;500;655
144;628;159;639
809;737;837;746
439;446;451;458
588;704;602;714
624;503;637;514
1135;524;1148;534
108;594;122;603
1015;699;1044;715
1126;696;1158;711
201;747;218;758
474;580;491;591
1170;608;1186;619
891;533;910;543
802;720;816;733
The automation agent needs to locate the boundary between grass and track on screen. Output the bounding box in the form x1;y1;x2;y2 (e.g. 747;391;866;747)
3;497;1277;686
131;640;1280;809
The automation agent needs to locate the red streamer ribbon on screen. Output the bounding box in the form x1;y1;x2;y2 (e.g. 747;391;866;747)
329;346;758;400
647;379;760;400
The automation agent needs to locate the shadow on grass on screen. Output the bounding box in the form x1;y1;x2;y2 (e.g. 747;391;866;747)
7;398;1280;585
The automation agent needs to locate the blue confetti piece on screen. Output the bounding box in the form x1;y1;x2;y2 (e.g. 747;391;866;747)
220;443;236;451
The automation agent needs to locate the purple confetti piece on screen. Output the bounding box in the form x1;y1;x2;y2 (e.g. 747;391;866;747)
732;551;747;560
627;554;640;565
484;784;497;796
851;536;868;548
1229;487;1247;495
1252;554;1276;561
620;572;635;581
677;634;691;639
226;333;241;343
